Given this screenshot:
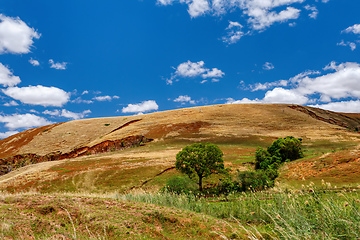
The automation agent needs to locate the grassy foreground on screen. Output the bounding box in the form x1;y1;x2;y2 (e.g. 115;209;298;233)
120;184;360;239
1;186;360;239
0;192;238;239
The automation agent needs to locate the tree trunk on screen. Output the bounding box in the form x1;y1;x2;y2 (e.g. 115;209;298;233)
198;176;203;192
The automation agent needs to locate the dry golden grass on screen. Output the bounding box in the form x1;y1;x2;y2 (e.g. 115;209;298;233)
1;103;360;193
2;104;359;159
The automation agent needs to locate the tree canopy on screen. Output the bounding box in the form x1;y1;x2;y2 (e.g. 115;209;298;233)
255;136;303;171
175;142;225;192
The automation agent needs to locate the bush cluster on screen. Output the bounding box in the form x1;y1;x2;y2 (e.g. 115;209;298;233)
161;176;197;195
165;137;304;196
240;136;303;191
255;136;303;171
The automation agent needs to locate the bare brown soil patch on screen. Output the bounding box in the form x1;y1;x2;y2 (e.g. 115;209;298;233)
281;148;360;182
0;135;151;176
290;105;360;131
145;121;211;139
0;123;62;159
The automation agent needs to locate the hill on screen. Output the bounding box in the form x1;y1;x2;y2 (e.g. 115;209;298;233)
0;192;239;239
0;104;359;193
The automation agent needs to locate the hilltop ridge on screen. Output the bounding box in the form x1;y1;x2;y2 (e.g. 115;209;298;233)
1;104;359;160
0;103;359;193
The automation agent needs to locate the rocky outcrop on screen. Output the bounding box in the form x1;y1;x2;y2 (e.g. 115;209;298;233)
289;105;360;131
0;135;152;176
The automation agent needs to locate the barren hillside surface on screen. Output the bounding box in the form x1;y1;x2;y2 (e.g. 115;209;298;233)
0;104;359;192
1;104;359;158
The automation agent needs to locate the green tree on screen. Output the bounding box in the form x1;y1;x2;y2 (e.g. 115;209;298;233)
175;143;225;192
267;136;303;162
255;136;303;171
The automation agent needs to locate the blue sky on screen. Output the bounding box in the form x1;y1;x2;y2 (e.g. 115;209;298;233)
0;0;360;138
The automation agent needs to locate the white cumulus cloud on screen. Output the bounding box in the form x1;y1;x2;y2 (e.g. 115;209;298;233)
251;79;288;91
174;95;196;104
0;113;52;130
202;68;225;78
49;59;68;70
337;40;357;51
0;130;19;139
43;109;91;120
247;6;301;31
29;58;40;66
227;61;360;112
92;95;119;101
304;5;318;19
157;0;305;30
263;87;308;104
0;14;40;54
188;0;211;17
3;100;19;107
71;97;94;104
122;100;159;114
157;0;210;17
296;62;360;101
226;97;262;104
263;62;274;70
167;60;224;84
339;24;360;51
0;63;21;87
3;85;70;107
176;60;207;78
222;21;245;44
157;0;326;42
342;24;360;35
310;100;360;113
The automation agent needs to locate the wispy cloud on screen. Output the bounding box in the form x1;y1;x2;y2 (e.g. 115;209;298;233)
29;58;40;66
304;5;318;19
342;24;360;34
92;95;120;102
43;109;91;120
337;40;357;51
49;59;68;70
3;100;19;106
339;24;360;51
174;95;196;104
166;60;224;84
71;97;93;104
222;21;246;44
157;0;307;31
263;62;274;70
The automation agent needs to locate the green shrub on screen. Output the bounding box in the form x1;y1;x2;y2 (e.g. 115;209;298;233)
255;136;303;171
209;177;241;196
162;175;197;194
237;170;274;191
267;136;303;162
255;147;282;171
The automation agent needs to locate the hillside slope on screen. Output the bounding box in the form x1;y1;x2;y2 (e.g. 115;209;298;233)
1;104;359;158
0;104;359;192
